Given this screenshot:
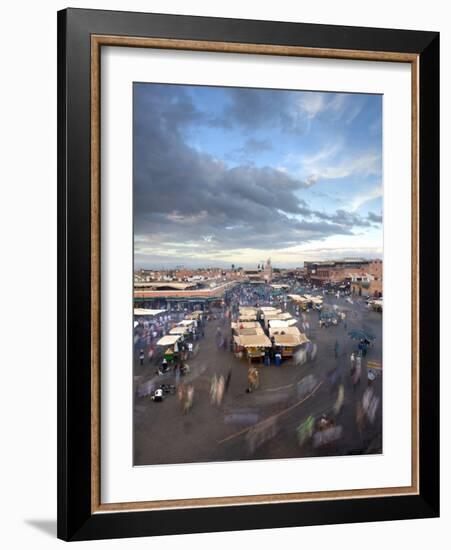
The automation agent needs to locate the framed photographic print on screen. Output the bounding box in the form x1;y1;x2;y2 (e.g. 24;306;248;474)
57;8;439;541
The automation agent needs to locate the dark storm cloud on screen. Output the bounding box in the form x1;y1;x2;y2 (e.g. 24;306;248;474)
210;87;308;133
134;84;370;253
367;211;383;224
134;83;206;132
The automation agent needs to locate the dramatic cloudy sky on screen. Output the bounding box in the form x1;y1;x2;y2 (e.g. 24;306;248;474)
134;83;382;269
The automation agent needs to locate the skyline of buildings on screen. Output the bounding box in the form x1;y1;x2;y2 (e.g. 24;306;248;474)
134;257;382;283
134;255;383;273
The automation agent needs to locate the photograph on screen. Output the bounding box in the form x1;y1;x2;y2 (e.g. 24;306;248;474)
132;82;384;466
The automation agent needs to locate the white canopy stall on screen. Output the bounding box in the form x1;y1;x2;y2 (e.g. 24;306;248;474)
231;321;261;330
178;319;196;327
134;308;166;317
169;326;188;335
156;334;181;347
265;316;297;328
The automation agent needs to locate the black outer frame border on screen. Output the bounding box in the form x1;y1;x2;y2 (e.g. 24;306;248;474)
57;8;440;542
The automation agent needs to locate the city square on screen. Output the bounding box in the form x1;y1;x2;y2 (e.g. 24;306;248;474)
133;263;382;465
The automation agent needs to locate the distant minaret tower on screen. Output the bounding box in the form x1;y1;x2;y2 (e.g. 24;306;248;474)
264;258;273;281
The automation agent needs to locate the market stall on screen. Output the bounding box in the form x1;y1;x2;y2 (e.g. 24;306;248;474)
266;316;297;328
268;319;292;329
310;296;324;310
234;326;265;337
156;335;181;347
233;334;272;363
275;312;293;320
238;314;258;322
269;326;308;344
178;319;196;327
231;321;261;330
238;307;258;322
155;334;182;363
262;311;291;327
169;326;188;335
186;310;203;319
272;332;309;359
133;308;166;317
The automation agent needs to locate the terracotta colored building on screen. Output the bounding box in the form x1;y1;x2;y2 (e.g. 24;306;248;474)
304;258;383;297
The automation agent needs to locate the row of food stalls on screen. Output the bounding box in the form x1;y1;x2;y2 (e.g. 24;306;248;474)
232;306;309;364
136;310;204;363
287;294;324;311
269;283;291;297
287;296;348;327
